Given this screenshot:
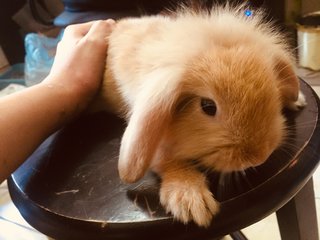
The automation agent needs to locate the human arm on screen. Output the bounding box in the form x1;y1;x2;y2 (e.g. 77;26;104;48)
0;19;115;183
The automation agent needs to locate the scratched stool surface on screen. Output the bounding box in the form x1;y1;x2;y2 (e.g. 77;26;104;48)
8;80;320;240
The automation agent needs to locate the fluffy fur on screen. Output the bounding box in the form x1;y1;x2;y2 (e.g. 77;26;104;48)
94;5;306;227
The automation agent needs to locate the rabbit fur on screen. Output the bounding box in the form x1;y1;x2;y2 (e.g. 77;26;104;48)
95;4;306;227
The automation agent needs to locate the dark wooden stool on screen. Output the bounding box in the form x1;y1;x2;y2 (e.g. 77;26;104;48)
8;80;320;240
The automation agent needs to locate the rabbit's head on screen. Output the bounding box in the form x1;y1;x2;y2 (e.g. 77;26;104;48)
117;7;300;182
166;46;298;173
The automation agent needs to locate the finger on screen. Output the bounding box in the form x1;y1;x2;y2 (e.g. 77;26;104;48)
63;21;98;38
84;19;116;43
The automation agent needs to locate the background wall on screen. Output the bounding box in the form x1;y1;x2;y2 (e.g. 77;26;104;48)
302;0;320;15
2;0;320;68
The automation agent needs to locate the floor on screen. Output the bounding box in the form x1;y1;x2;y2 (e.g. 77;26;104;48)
0;81;319;239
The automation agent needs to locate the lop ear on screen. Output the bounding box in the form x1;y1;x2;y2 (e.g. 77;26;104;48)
118;70;183;183
274;55;300;109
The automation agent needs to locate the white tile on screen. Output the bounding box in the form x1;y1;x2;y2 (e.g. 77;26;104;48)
312;86;320;96
0;180;48;238
316;199;320;231
242;213;281;240
0;181;11;206
0;46;9;71
0;201;36;230
222;235;233;240
314;167;320;199
0;219;47;240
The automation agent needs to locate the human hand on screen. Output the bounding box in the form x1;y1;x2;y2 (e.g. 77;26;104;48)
44;19;115;110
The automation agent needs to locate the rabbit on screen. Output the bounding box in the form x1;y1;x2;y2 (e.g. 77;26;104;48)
94;4;307;227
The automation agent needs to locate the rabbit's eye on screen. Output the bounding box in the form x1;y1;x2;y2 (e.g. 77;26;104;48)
201;98;217;116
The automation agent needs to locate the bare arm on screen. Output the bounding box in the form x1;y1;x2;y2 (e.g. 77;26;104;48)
0;19;115;183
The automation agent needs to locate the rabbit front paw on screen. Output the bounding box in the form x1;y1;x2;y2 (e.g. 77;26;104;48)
160;177;219;227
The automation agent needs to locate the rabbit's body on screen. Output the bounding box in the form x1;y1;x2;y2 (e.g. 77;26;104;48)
102;15;210;113
96;5;306;227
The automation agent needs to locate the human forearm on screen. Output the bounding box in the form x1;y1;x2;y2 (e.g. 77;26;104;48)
0;82;81;182
0;19;115;183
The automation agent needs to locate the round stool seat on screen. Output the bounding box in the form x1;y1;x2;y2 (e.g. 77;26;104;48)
8;79;320;239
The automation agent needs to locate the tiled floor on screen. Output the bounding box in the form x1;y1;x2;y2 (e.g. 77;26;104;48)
0;86;319;239
0;181;48;240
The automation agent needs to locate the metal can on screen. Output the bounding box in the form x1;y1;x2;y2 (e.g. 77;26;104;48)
297;12;320;71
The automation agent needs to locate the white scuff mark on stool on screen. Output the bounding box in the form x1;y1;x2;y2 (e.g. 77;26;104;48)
88;187;94;196
133;194;139;208
144;196;156;218
101;222;108;228
55;189;79;195
82;205;89;219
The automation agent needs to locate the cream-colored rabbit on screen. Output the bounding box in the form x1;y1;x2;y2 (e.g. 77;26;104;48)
95;5;306;227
